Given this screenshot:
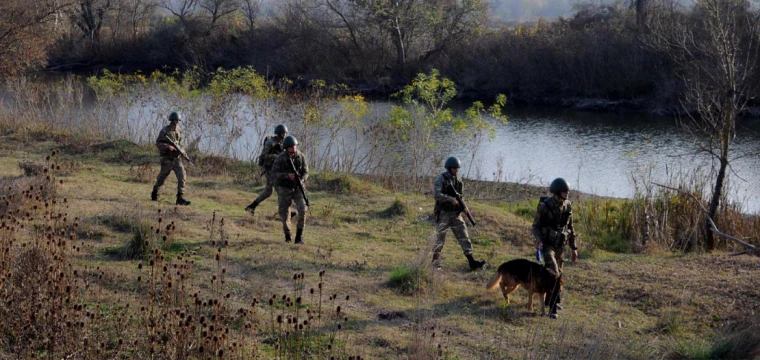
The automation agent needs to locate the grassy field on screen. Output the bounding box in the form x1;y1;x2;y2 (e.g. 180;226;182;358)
1;132;759;359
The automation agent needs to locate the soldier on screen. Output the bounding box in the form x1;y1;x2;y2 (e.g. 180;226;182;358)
272;135;308;244
151;111;191;205
245;124;288;215
432;156;486;271
532;177;579;319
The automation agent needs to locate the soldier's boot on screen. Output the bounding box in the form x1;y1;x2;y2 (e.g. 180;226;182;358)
176;194;191;206
551;277;563;311
465;254;486;271
284;231;292;243
432;252;443;270
546;285;561;318
294;228;304;244
245;200;259;215
545;295;562;313
151;188;158;201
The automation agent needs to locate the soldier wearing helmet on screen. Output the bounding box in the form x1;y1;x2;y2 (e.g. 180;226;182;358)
151;111;191;205
245;124;288;215
271;135;309;244
432;156;486;271
532;177;579;319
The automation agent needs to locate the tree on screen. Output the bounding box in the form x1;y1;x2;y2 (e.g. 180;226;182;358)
69;0;112;43
347;0;488;71
159;0;198;27
199;0;239;26
125;0;155;41
635;0;647;27
645;0;760;251
239;0;262;33
0;0;71;75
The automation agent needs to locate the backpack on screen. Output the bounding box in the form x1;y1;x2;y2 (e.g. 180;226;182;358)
257;136;269;167
538;196;549;211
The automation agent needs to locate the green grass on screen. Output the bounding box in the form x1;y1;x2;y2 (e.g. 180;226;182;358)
1;132;759;359
388;265;429;294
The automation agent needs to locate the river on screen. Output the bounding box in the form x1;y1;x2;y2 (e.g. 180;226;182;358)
2;79;759;213
460;106;760;213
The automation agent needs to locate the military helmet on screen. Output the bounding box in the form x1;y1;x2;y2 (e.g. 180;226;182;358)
283;135;298;148
274;124;288;135
549;178;570;194
444;156;461;169
169;111;181;121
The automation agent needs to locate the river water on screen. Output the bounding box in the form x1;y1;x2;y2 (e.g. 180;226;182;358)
2;81;759;213
460;106;760;213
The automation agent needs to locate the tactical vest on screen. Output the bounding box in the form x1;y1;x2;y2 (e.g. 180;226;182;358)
436;173;463;212
538;196;572;246
258;136;283;169
158;126;182;158
276;153;306;188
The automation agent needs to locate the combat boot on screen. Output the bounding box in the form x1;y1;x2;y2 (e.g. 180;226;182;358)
465;254;486;271
245;200;259;214
176;194;191;206
294;228;304;244
285;231;292;243
151;188;158;201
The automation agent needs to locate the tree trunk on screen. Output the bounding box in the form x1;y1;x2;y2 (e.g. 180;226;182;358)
636;0;647;27
392;15;405;70
706;95;734;252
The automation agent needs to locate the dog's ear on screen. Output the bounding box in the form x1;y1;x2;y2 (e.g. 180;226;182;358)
545;267;559;279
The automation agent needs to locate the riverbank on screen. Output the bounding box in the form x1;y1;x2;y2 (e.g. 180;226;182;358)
0;129;758;359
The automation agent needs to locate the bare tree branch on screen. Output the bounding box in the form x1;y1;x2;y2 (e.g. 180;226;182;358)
653;182;757;251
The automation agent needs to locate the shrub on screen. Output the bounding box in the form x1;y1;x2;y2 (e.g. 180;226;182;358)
379;198;410;218
388;265;429;294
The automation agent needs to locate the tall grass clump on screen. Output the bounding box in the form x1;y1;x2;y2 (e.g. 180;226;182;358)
259;270;362;359
379;197;411;218
667;317;760;360
574;198;633;253
625;167;759;253
3;68;511;194
0;150;123;358
572;167;760;254
388;265;430;294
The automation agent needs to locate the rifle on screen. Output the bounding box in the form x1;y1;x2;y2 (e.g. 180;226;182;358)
288;157;310;208
164;135;194;166
449;185;476;226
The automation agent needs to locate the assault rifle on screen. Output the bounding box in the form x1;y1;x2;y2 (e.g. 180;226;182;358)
165;135;194;166
288;157;310;209
449;185;476;226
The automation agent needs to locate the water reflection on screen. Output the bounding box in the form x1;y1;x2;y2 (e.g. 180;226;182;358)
457;107;760;213
3;79;759;213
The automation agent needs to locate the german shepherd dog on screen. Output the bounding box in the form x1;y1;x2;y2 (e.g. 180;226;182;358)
486;259;561;315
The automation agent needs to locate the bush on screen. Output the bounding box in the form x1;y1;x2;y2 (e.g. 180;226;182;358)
388;265;429;294
310;172;382;196
378;198;410;218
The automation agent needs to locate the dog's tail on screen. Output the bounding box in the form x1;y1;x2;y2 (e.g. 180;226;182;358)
486;272;501;290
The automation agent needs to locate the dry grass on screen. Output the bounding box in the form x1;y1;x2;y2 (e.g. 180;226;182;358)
0;133;758;359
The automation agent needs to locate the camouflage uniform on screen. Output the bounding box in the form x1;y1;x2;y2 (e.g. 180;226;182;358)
272;151;309;239
253;135;285;204
532;195;577;313
532;196;577;275
432;171;474;262
152;124;186;196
